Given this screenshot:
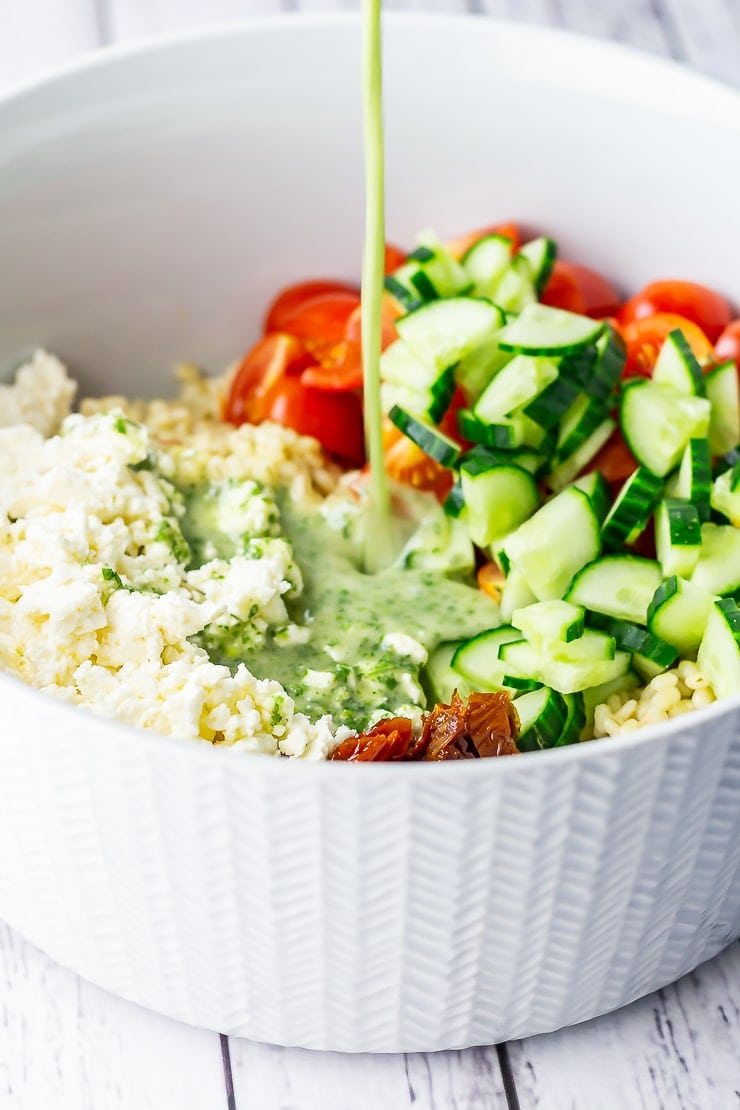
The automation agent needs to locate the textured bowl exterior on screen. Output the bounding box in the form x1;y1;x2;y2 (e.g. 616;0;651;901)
1;674;739;1051
0;16;740;1051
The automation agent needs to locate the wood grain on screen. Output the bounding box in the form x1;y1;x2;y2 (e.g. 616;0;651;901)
0;923;227;1110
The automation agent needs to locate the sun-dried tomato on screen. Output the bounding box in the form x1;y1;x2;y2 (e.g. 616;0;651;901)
329;716;413;762
418;691;475;761
465;692;520;757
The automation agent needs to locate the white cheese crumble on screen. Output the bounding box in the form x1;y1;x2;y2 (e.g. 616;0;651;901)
0;350;76;437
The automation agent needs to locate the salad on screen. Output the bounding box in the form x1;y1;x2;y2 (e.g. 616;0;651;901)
1;221;737;762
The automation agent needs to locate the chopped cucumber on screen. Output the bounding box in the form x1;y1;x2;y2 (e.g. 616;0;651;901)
386;235;470;307
666;438;712;523
455;343;511;405
497;303;604;355
652;329;706;396
515;686;569;751
588;613;678;669
705;360;739;456
473;355;559;424
691;522;740;595
711;469;740;526
524;370;582;430
556;393;612;460
424;641;471;704
499;569;537;623
443;479;465;518
582;326;626;403
502;487;601;601
499;638;630;695
388;405;461;467
620;378;711;477
457;408;517;450
459;453;540;547
381;378;454;425
451;625;522;692
647;575;716;656
600;466;663;549
511;599;585;644
396;297;504;373
572;470;612;524
697;599;740;701
555;692;587;747
462;233;514;299
565;555;663;625
517;237;556;296
380;339;449;394
549;629;616;663
490;254;537;313
655;499;702;578
547;418;616;493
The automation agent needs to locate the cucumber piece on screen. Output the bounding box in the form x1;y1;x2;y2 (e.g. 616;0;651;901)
455;343;511;405
388;406;461;467
647;575;716;656
502;487;601;601
499;569;538;623
459;454;540;547
515;686;569;751
711;468;740;526
655;499;702;578
497;303;604;356
554;692;587;747
713;445;740;479
691;522;740;595
443;479;465;518
524;370;582;430
565;555;663;625
557;392;612;459
600;466;663;549
386;236;470;306
500;638;630;695
396;297;504;373
620;378;711;477
511;599;585;643
705;360;740;456
517;236;556;296
473;354;560;424
380;339;450;394
652;329;706;396
424;641;471;704
457;408;517;450
381;378;454;426
490;254;537;313
572;470;612;524
588;613;678;668
583;326;627;404
547;418;616;493
462;233;514;299
451;625;522;692
401;513;475;576
666;438;712;523
550;629;616;663
697;598;740;700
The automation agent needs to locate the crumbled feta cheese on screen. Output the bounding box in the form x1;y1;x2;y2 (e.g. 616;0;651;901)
381;632;428;666
0;350;76;437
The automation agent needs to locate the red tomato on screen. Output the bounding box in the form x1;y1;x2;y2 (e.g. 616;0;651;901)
620;313;714;378
264;281;360;343
588;429;636;487
383;427;453;500
619;280;732;344
445;222;521;260
384;243;407;273
541;260;620;318
714;319;740;364
302;295;401;391
223;333;313;425
263;376;366;466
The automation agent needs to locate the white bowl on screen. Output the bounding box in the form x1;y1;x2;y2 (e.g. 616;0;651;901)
0;14;739;1052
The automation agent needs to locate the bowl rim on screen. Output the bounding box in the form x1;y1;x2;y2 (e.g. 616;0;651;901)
2;11;739;777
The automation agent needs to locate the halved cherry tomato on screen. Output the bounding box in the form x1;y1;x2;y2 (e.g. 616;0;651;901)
620;312;714;378
384;427;453;500
384;243;407;273
302;295;402;391
541;260;620;318
587;429;636;487
445;222;521;260
477;562;506;603
619;280;732;344
262;376;365;466
264;281;360;344
714;319;740;365
223;333;313;425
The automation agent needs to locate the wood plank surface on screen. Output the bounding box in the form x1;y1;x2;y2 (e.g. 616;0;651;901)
1;3;740;1109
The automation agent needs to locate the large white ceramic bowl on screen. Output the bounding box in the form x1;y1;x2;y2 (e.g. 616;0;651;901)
0;14;739;1053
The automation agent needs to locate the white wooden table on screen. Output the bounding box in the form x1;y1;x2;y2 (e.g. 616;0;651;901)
2;2;739;1107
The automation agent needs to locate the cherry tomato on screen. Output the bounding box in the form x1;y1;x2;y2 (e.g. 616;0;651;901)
263;376;366;466
384;243;407;273
477;562;506;603
384;428;453;500
587;429;636;487
619;280;732;344
445;222;521;260
714;319;740;364
541;260;620;318
620;313;714;378
264;281;360;343
223;333;313;425
302;296;401;391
